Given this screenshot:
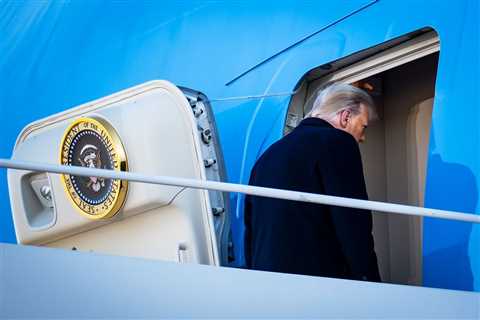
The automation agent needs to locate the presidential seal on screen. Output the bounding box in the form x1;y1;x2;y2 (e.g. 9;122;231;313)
60;117;128;219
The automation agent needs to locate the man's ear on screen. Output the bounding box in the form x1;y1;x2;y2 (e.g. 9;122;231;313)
339;109;350;128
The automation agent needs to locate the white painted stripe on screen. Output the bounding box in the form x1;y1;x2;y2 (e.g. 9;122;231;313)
1;158;479;224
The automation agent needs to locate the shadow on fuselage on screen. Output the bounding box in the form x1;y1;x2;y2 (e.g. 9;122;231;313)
423;153;476;291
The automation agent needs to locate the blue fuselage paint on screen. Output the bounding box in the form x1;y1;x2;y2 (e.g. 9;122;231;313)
0;0;478;291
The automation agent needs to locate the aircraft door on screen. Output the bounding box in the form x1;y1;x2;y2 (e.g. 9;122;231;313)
7;80;230;266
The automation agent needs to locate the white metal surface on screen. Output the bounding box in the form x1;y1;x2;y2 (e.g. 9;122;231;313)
1;243;478;318
6;80;220;266
2;158;480;224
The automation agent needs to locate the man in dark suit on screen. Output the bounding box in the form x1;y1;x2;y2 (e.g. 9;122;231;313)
244;83;381;282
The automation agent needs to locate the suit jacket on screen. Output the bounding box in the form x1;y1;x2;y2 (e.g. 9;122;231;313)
244;117;381;281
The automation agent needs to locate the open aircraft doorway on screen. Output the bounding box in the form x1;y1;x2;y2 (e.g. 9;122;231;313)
285;29;440;286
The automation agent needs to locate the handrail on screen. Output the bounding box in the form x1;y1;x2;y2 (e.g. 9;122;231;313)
1;158;479;224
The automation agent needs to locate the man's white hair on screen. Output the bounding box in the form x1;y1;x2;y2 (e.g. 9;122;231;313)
307;82;375;121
